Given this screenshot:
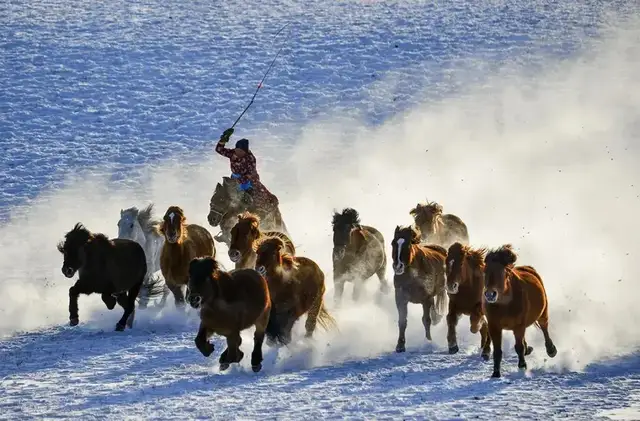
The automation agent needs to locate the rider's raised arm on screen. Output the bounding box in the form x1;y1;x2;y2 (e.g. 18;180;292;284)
215;140;234;158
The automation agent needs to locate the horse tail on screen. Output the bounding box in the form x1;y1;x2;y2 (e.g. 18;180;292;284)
264;306;290;346
316;302;338;332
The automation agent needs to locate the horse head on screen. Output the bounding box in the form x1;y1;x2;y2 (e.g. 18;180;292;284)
331;208;362;260
391;225;420;275
483;244;517;303
410;200;443;240
186;256;220;309
207;177;245;227
117;208;146;246
57;223;93;278
228;212;261;263
161;206;187;244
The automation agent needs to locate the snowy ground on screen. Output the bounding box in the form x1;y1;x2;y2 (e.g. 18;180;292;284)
2;0;640;419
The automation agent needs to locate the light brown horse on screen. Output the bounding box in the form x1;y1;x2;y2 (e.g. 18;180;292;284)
228;211;296;270
410;200;469;249
186;256;271;372
445;242;491;360
255;236;337;345
391;225;449;353
331;208;390;305
483;244;558;378
159;206;216;307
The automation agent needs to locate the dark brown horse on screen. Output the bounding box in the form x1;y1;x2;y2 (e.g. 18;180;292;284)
57;223;165;331
390;225;449;353
207;176;289;246
331;208;390;305
159;206;216;308
228;211;296;270
445;242;491;360
410;200;469;248
483;244;558;378
187;256;272;372
255;236;337;345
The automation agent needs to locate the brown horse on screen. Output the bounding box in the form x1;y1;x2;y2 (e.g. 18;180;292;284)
483;244;558;378
410;200;469;248
186;256;272;372
255;236;337;345
331;208;390;305
57;223;165;331
159;206;216;308
207;176;289;246
445;242;491;360
390;225;449;353
228;211;296;270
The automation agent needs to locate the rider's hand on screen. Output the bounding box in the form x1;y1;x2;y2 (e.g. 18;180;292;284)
219;128;234;143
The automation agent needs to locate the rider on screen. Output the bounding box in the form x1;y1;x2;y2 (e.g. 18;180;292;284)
215;127;280;215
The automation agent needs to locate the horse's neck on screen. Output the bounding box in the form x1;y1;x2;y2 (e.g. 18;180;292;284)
238;249;257;269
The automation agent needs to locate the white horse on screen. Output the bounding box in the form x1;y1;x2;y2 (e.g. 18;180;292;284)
117;204;171;308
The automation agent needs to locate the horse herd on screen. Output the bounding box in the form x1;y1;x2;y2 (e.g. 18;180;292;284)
56;198;557;378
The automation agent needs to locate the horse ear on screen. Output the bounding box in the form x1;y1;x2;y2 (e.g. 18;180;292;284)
120;209;124;216
409;207;417;217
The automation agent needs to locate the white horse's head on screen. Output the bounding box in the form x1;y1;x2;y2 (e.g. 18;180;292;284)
117;208;146;246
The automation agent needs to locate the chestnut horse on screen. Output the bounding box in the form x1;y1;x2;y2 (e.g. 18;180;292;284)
255;236;337;345
390;225;449;353
483;244;558;378
187;256;272;372
57;223;165;331
331;208;390;305
159;206;216;308
207;176;289;246
445;242;491;360
410;200;469;248
228;211;296;270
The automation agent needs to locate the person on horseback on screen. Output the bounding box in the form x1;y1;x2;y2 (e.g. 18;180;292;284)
215;127;280;216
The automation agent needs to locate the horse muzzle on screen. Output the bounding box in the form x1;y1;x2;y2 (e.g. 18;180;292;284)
484;289;498;303
188;294;202;309
446;282;459;295
256;266;267;276
333;247;346;260
393;262;405;275
228;249;241;263
207;212;222;226
61;266;76;278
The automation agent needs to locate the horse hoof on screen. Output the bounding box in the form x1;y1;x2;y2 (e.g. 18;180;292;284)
219;363;230;371
395;344;406;353
525;346;534;356
252;364;262;373
115;323;126;332
518;363;527;370
491;371;501;378
449;345;459;355
481;352;491;361
69;318;79;327
425;332;432;341
547;344;557;358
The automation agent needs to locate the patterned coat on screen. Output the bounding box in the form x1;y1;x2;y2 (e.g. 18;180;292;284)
215;141;280;211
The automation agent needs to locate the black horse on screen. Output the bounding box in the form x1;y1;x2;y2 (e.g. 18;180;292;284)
57;223;164;331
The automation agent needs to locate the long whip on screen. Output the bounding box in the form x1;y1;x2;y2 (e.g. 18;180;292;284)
230;22;292;128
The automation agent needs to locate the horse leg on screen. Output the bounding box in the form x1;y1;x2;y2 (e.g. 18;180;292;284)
333;276;345;307
115;281;142;331
101;293;117;310
395;289;409;353
513;326;528;371
375;261;390;295
167;283;186;309
352;277;364;303
537;306;558;358
194;323;214;357
251;309;270;372
470;311;491;360
114;293;135;329
220;332;243;371
421;297;434;341
137;274;150;310
446;304;459;354
305;293;324;338
488;322;503;378
68;284;82;326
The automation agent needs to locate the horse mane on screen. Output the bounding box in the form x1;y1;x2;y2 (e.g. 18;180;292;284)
58;222;93;252
238;210;260;228
410;200;443;225
422;244;447;256
485;244;517;267
256;236;298;270
449;242;487;269
88;233;115;249
332;207;361;229
395;225;421;244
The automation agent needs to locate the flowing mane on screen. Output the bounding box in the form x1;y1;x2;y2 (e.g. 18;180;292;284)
122;204;161;235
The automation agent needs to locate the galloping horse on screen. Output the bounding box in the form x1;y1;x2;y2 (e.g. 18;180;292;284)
57;223;164;331
117;203;171;308
331;208;389;304
255;236;337;345
159;206;216;308
390;225;449;353
445;242;491;360
207;176;289;246
483;244;558;378
187;256;272;372
228;211;295;270
410;200;469;248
